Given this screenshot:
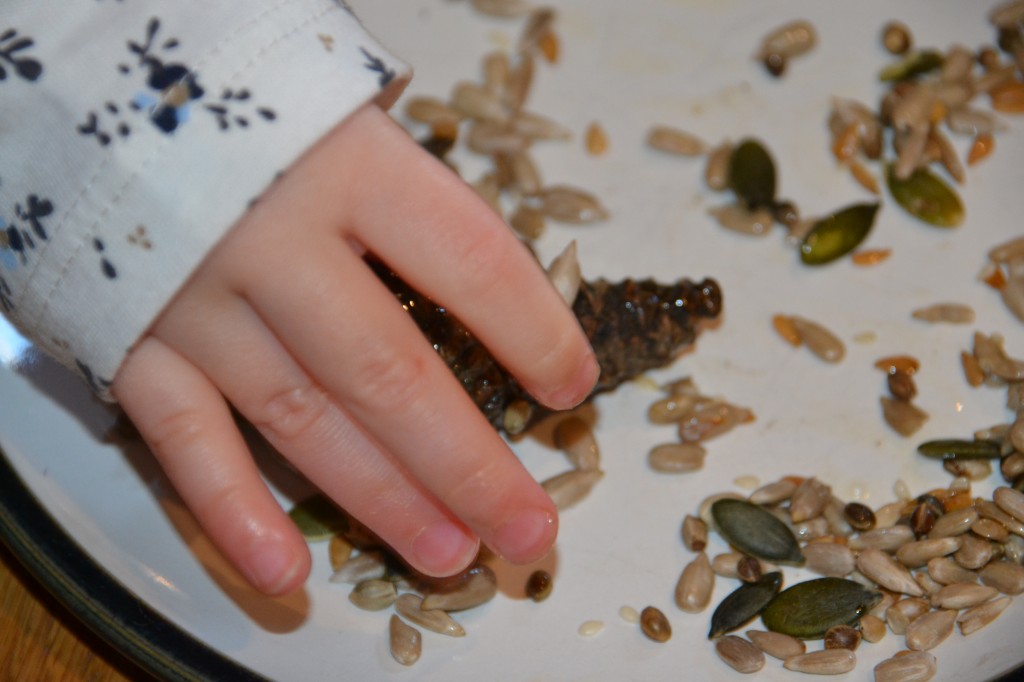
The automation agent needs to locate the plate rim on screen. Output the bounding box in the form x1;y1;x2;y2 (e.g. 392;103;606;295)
0;446;270;682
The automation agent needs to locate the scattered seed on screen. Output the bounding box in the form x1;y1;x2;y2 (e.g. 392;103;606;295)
728;139;777;209
845;502;877;531
906;608;957;650
761;577;881;639
708;204;774;237
553;415;599;471
682;514;709;552
584;121;608;155
349;579;398;611
470;0;533;18
886;162;965;227
329;550;388;584
824;624;861;651
860;614;887;643
525;569;553;602
529;185;609;224
640;606;672;643
850;525;917;552
648;442;707;473
790;316;845;363
541;468;604;510
546;240;581;307
783;649;856;675
912;302;976;324
918;438;1002;460
932;582;1000;609
995;486;1024;522
873;650;937;682
578;619;604;637
955;534;997;570
388;614;421;666
711;499;804;565
882;21;912;55
709;571;783;639
421;565;498;612
882;396;930;437
647;125;708;156
802;541;857;577
746;629;805;660
704;140;734;191
897;537;963;569
393;593;466;637
757;20;817;63
790;477;833;523
288;494;347;541
715;635;766;674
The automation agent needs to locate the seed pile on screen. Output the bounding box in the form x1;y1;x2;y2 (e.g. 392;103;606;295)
672;475;1024;678
404;5;611;241
644;376;755;474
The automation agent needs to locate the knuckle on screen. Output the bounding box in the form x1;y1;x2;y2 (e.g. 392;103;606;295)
249;383;333;444
145;407;210;458
348;348;430;415
451;228;514;295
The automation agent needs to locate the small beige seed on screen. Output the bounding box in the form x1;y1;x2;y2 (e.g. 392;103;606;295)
388;614;421;666
647;393;700;423
704;141;734;191
646;125;708;156
873;650;937;682
578;620;604;637
745;629;805;660
790;316;845;363
911;302;976;324
619;605;640;624
715;635;765;674
783;649;856;675
905;609;957;651
648;442;706;473
954;534;996;570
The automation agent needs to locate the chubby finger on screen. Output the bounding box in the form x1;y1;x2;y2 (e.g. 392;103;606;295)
112;336;310;596
269;104;599;410
150;292;482;577
242;238;560;565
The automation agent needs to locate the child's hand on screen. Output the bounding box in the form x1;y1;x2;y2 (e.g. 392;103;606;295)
110;104;599;596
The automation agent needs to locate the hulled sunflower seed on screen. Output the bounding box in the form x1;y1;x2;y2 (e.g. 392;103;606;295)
745;629;805;660
451;81;507;123
973;517;1011;542
648;442;706;473
552;414;599;471
896;537;963;568
927;507;979;538
682;514;709;552
859;614;887;643
546;241;582;307
881;396;930;437
421;565;498;611
995;486;1024;522
873;650;937;682
329;550;388;584
856;548;925;596
704;140;734;191
388;614;421;666
394;593;466;637
647;126;708;156
675;552;714;612
470;0;533;18
349;579;397;611
932;582;999;609
912;302;976;324
979;561;1024;594
849;524;916;552
789;477;832;523
958;594;1013;635
927;556;979;585
708;204;774;237
529;185;609;224
757;20;817;62
802;541;856;577
328;534;354;572
749;479;798;506
783;649;856;675
789;316;845;363
541;468;604;510
905;608;957;651
715;635;765;674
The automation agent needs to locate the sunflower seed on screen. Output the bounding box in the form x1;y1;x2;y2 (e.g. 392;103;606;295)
783;649;856;675
506;149;543;195
906;608;957;650
802;541;856;577
932;582;1000;609
886;597;928;635
546;241;581;307
528;185;609;224
451;81;507;123
882;396;930;437
553;414;599;471
585;121;608;155
711;499;804;565
329;550;388;584
789;477;832;523
912;303;976;324
995;486;1024;522
681;514;708;552
648;442;706;473
955;534;997;570
973;333;1024;381
873;650;937;682
715;635;765;673
958;595;1013;635
509;110;572;140
675;552;714;613
896;537;963;568
467;120;530;154
704;140;734;191
757;20;817;61
509;202;546;240
541;469;604;510
640;605;672;643
927;556;979;585
979;561;1024;594
745;629;805;660
394;593;466;637
517;7;556;56
646;126;708;156
860;614;887;643
857;548;925;596
328;534;354;572
790;316;845;363
850;524;916;552
925;505;976;540
749;479;798;506
388;614;421;666
349;579;397;611
421;565;498;611
708;204;774;237
973;517;1011;542
678;400;754;442
709;572;783;639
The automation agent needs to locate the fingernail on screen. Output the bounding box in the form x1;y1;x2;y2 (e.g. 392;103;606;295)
412;521;478;576
493;508;557;563
245;540;303;595
546;350;599;409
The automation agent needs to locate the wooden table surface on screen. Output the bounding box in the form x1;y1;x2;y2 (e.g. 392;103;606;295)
0;541;151;682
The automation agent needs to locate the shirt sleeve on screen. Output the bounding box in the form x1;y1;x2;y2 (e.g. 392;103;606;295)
0;0;410;398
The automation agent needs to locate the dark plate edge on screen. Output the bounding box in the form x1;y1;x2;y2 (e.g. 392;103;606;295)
0;446;270;682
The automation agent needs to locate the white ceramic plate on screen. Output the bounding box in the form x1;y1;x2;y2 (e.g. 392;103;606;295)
2;1;1023;680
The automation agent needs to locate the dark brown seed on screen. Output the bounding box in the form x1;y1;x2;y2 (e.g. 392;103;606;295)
882;21;912;55
911;500;942;535
888;371;918;401
844;502;877;531
737;555;763;583
526;569;553;602
823;624;862;651
640;606;672;643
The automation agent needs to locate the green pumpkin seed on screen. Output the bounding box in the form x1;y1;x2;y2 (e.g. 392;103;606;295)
799;203;880;265
728;139;777;209
710;499;804;565
917;439;1002;460
709;571;783;639
886;163;964;227
287;494;347;541
878;49;944;81
761;577;882;639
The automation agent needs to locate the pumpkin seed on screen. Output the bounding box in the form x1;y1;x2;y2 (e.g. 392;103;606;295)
760;577;881;639
873;650;937;682
715;635;765;674
799;202;879;265
745;629;805;660
886;163;964;227
421;565;498;611
918;438;1002;460
394;593;466;637
288;494;347;541
711;499;804;565
640;606;672;643
388;614;421;666
783;649;856;675
708;571;783;639
728;139;776;209
879;49;944;81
